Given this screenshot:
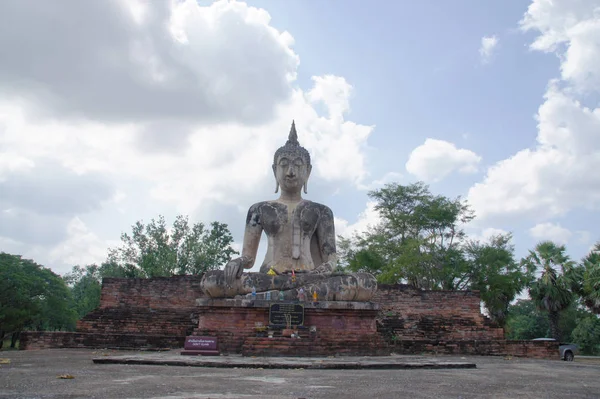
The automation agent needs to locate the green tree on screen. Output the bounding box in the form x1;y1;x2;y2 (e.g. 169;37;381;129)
63;261;145;319
504;299;588;342
350;182;474;289
63;264;102;319
107;215;238;277
0;253;76;348
464;233;534;327
505;299;550;340
571;315;600;355
523;241;575;341
572;242;600;314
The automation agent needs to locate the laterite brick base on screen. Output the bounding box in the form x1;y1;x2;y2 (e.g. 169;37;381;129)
18;276;560;359
194;298;387;356
18;331;183;350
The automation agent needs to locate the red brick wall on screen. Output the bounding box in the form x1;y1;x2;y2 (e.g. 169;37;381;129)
388;339;559;359
374;284;505;341
19;331;183;350
83;278;504;345
76;308;197;337
99;275;203;309
20;277;560;358
194;305;385;356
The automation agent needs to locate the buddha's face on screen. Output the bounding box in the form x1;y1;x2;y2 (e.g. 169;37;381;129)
273;153;311;193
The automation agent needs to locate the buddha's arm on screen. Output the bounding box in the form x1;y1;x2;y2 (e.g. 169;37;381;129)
314;206;337;274
224;205;263;284
239;218;262;270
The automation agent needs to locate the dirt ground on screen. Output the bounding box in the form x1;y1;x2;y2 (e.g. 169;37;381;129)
1;349;599;399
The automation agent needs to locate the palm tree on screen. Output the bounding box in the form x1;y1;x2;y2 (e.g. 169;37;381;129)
523;241;575;341
573;242;600;314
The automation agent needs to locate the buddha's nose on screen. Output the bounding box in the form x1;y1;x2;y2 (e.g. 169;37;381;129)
286;166;296;177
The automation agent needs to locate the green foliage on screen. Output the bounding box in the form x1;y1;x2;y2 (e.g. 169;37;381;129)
351;182;474;290
524;241;575;341
571;315;600;355
465;233;534;327
107;214;238;277
63;264;102;318
505;300;550;340
339;181;538;326
504;299;591;343
63;261;149;318
0;252;77;340
571;242;600;314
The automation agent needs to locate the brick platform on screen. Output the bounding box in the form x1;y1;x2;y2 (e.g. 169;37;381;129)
18;276;559;359
194;298;386;356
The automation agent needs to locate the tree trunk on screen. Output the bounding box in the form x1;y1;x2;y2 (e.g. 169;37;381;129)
10;331;19;349
0;330;4;350
548;310;561;341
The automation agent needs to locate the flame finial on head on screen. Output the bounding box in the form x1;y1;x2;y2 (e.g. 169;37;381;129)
287;120;299;145
273;120;311;166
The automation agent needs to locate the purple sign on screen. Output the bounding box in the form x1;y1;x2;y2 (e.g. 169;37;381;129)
184;336;218;351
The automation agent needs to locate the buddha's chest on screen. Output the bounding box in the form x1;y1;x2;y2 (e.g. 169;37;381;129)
260;201;320;236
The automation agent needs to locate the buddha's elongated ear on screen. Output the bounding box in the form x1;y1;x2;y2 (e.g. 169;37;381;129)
303;164;312;194
273;164;279;193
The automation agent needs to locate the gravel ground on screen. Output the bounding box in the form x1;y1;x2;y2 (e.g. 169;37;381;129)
1;349;599;399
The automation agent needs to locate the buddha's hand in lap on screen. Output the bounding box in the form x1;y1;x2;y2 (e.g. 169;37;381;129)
313;261;334;275
224;258;245;286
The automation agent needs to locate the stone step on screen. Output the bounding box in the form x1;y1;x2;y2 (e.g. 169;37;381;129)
241;335;389;357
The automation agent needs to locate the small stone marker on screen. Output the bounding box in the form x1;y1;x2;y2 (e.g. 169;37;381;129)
181;336;219;356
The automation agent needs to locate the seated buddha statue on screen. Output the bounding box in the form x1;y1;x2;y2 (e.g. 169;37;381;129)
200;121;377;301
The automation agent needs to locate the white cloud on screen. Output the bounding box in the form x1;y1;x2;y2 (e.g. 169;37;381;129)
479;35;499;64
0;153;35;181
406;139;482;182
520;0;600;92
0;0;376;273
467;227;510;244
529;222;573;245
468;0;600;222
0;0;298;125
335;201;381;239
49;217;116;274
357;172;403;191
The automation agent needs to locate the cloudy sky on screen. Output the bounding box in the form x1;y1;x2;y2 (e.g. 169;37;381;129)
1;0;599;276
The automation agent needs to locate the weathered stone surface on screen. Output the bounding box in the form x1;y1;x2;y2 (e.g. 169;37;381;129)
195;298;380;310
200;122;377;301
202;271;377;301
92;353;478;369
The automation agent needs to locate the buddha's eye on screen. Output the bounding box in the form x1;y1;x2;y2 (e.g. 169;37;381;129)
294;159;304;166
279;158;289;166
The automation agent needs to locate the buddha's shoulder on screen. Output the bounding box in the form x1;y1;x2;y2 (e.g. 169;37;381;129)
246;200;333;216
247;200;285;213
300;200;334;217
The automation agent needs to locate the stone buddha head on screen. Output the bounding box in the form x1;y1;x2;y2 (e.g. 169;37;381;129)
273;121;312;194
